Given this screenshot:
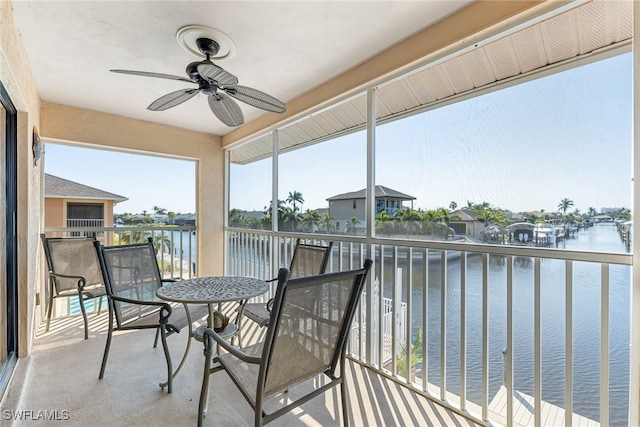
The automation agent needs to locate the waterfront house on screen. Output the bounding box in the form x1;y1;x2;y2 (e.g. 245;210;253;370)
449;208;484;240
327;185;415;234
172;214;196;226
44;173;127;242
1;1;639;426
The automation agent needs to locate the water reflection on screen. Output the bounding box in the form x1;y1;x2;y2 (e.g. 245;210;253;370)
376;224;629;425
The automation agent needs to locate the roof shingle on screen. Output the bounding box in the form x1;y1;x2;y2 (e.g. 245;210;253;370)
44;174;128;202
327;185;415;201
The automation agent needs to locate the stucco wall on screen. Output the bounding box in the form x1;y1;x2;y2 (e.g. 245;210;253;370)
1;0;43;357
40;102;224;278
43;198;63;228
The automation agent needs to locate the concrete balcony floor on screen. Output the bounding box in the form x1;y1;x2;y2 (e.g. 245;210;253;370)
1;306;480;426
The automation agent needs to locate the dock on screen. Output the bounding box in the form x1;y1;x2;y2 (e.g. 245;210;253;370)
489;386;600;427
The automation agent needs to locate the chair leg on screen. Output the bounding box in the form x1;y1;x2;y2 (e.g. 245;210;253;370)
198;334;214;427
45;294;54;332
159;326;173;393
97;296;104;315
153;328;160;348
99;310;114;379
340;360;349;427
79;294;89;340
233;299;246;347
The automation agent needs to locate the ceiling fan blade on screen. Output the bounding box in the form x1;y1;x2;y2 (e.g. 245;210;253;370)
111;69;193;83
208;92;244;126
223;85;286;113
197;63;238;86
148;88;199;111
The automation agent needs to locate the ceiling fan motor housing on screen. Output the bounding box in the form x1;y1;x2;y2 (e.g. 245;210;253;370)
185;38;221;82
196;38;220;57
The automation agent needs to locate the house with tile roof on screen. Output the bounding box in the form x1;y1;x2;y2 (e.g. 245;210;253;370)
326;185;415;234
44;174;128;233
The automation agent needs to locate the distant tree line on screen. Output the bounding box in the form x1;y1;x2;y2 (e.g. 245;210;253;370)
114;205;179;226
229;191;337;232
228;192;632;240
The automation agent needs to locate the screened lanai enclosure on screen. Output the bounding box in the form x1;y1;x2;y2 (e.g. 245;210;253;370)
226;2;635;425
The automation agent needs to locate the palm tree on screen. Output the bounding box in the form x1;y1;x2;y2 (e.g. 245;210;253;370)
119;230;145;244
419;210;434;235
264;199;286;227
152;233;173;255
477;209;497;227
301;209;321;232
396;327;423;381
435;207;451;223
286;191;304;211
396;207;420;236
449;201;457;211
557;198;574;215
375;211;393;234
345;216;361;235
282;206;301;231
229;208;245;227
318;213;335;232
588;207;597;217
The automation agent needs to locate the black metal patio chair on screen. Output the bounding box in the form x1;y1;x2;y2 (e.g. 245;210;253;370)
95;238;208;393
41;233;107;340
198;259;373;427
236;239;333;341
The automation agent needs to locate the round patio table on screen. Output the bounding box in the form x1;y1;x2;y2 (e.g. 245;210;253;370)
156;276;268;387
157;276;268;305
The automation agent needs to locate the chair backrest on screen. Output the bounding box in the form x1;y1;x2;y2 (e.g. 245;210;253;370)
287;239;333;279
259;259;372;397
96;239;164;326
41;233;104;294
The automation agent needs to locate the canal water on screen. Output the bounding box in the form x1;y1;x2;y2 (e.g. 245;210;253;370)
380;223;630;425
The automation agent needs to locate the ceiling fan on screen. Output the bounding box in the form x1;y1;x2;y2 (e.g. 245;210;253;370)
110;37;286;127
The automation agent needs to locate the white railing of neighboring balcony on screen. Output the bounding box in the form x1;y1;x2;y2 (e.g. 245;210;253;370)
66;218;105;228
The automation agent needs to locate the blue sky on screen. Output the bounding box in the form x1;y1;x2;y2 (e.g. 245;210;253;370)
44;146;196;214
231;52;632;214
47;52;632;216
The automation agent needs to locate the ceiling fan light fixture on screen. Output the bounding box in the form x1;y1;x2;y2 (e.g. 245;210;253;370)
176;25;236;60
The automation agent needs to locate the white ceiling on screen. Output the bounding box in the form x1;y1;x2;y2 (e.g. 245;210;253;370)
10;0;471;136
230;0;633;164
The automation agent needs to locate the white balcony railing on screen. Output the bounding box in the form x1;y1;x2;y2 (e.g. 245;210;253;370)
225;228;632;427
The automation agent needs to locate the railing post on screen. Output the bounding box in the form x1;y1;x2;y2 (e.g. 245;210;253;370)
502;347;507;386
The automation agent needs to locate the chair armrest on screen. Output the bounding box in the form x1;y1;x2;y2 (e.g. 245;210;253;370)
202;328;261;364
109;295;174;325
49;271;85;281
108;294;172;310
48;272;89;291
